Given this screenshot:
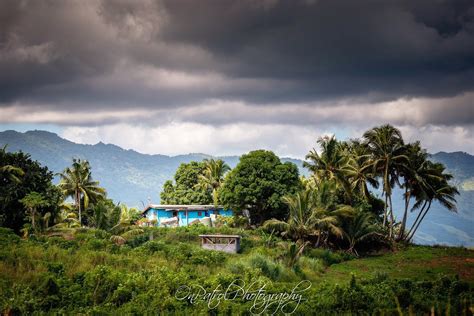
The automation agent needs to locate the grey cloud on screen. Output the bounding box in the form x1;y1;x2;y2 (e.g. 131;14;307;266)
0;0;474;124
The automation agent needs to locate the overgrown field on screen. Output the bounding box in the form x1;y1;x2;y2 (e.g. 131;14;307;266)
0;226;472;314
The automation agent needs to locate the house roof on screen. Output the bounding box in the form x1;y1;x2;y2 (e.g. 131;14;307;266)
142;204;224;214
199;234;241;239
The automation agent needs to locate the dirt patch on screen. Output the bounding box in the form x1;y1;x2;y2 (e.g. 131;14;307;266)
425;256;474;282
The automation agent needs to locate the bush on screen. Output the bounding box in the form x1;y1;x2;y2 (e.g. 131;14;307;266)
0;227;20;245
298;256;325;273
247;254;282;280
47;237;78;250
306;248;354;266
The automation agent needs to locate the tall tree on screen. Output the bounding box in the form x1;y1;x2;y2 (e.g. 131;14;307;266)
406;162;458;242
160;161;212;205
363;124;408;237
196;159;230;208
0;148;60;232
346;140;379;201
58;159;106;225
396;142;427;240
220;150;301;224
304;136;352;197
19;192;49;231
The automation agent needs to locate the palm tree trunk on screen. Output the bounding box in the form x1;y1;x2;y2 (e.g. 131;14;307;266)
398;185;410;241
31;208;36;230
212;188;218;209
382;162;389;227
316;233;321;247
388;194;395;238
76;190;82;226
407;201;431;242
406;200;427;239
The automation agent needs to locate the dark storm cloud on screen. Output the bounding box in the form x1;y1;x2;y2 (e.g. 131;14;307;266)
1;0;474;124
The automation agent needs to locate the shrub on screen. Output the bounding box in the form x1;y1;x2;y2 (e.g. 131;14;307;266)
47;237;78;250
0;227;20;245
306;248;354;266
247;254;282;280
298;256;325;273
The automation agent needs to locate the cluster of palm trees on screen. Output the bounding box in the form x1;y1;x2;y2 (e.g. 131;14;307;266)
54;159;143;243
264;124;458;254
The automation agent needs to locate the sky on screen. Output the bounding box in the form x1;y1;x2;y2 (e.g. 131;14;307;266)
1;0;474;158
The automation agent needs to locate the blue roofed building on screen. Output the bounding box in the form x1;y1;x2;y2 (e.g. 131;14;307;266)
141;205;233;227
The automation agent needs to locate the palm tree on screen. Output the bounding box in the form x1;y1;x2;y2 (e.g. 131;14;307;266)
264;189;318;244
263;181;351;248
19;192;49;231
346;140;379;201
304;136;353;200
406;163;458;242
396;142;428;240
91;200;122;230
342;210;379;256
363;124;408;237
58;159;106;225
109;205;144;246
196;159;230;208
310;180;354;246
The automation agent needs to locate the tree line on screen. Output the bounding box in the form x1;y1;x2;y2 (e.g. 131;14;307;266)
0;147;142;244
0;124;458;254
159;124;458;254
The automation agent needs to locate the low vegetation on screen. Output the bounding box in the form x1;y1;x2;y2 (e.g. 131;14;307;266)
0;227;472;314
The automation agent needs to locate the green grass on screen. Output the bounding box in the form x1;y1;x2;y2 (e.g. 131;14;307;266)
323;246;474;285
0;226;472;314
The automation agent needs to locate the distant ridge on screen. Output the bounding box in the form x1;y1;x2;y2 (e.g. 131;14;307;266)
0;130;306;207
1;130;473;246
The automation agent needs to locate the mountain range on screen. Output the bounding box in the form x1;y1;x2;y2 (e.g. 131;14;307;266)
1;130;472;247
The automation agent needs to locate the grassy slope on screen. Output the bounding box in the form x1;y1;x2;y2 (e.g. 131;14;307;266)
324;246;474;285
0;227;473;314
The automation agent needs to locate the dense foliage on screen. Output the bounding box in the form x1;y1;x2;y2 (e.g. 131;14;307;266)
0;147;61;232
270;124;460;254
160;161;213;205
220;150;301;224
195;158;230;208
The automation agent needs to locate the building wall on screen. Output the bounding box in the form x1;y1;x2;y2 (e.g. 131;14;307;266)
145;209;172;225
219;209;233;217
145;208;233;227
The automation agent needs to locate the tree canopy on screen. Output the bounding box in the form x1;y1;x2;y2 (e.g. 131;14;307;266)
0;147;61;232
195;159;230;208
220;150;301;224
160;161;212;204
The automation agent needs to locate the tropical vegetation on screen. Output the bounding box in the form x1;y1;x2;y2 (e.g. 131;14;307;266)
0;124;471;314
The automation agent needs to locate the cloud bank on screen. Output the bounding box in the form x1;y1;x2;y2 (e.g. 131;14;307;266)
1;0;473;156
